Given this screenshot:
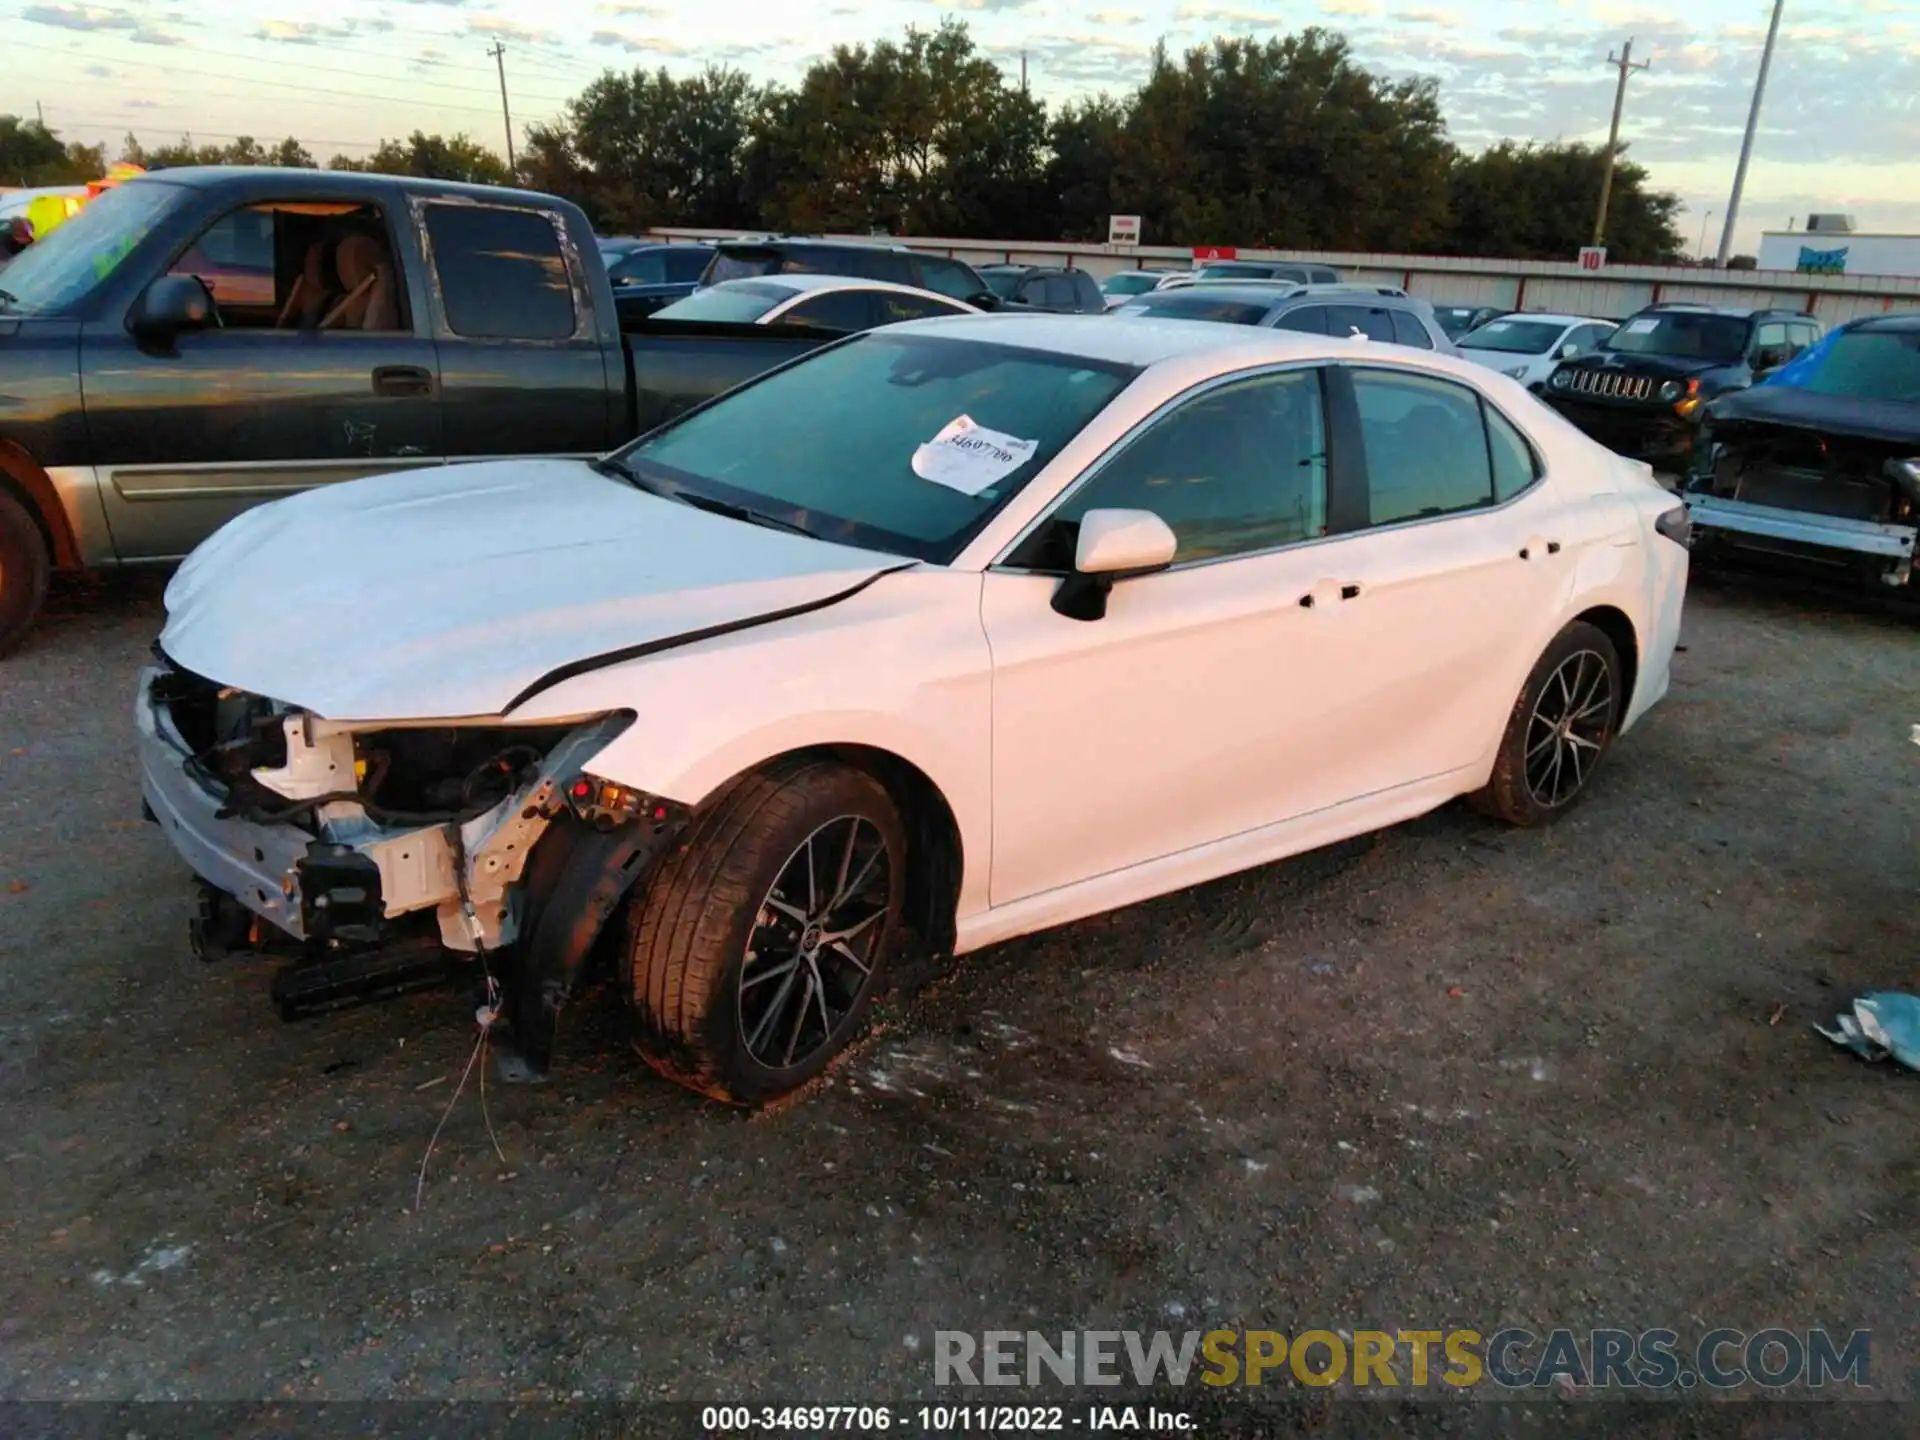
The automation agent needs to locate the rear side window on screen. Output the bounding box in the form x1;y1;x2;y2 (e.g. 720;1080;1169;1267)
1388;309;1434;350
1486;405;1540;501
1273;306;1328;335
1309;267;1341;284
424;204;574;340
914;255;984;300
781;289;878;333
1352;369;1496;525
1327;305;1397;343
1044;275;1079;308
1072;271;1104;310
609;250;665;286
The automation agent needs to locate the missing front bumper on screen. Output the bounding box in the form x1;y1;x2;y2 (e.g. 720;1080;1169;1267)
1684;494;1918;581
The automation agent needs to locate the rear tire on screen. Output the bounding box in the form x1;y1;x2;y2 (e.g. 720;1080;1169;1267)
628;760;905;1105
0;490;51;659
1470;621;1623;827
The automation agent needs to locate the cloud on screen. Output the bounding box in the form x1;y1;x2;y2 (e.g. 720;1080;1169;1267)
1318;0;1379;14
589;28;693;54
1172;2;1284;24
1087;8;1143;21
921;0;1039;11
125;98;158;108
84;61;115;76
468;14;561;43
1393;7;1461;23
256;18;395;44
595;1;663;13
991;33;1153;88
21;3;183;44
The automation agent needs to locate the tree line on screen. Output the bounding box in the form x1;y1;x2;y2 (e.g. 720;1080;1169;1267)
2;21;1687;263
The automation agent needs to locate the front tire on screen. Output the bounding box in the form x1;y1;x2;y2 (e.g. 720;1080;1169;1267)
628;760;905;1104
1471;621;1623;827
0;490;52;659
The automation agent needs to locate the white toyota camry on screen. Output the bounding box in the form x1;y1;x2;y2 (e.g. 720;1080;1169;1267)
139;315;1689;1104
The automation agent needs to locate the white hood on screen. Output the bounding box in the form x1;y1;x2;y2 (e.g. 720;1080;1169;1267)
160;459;905;721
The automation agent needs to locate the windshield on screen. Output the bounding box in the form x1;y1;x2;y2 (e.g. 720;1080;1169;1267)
982;270;1024;299
1114;293;1271;326
611;333;1138;564
652;282;791;324
705;249;787;284
1196;263;1266;280
1101;272;1161;296
0;179;181;315
1460;318;1566;355
1781;328;1920;404
1605;312;1751;363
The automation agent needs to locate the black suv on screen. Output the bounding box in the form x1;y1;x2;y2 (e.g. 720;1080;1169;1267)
977;264;1107;314
1543;303;1824;468
698;238;994;308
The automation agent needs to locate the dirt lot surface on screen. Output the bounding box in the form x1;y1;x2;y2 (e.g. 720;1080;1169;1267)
1;571;1916;1426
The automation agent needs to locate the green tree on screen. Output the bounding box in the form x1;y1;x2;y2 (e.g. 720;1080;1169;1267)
327;132;511;185
1446;141;1682;263
1106;30;1453;251
553;65;762;232
121;133;316;169
742;21;1046;236
1046;96;1129;243
0;115;105;185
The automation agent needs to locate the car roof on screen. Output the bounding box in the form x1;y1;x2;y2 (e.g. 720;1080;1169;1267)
711;274;967;302
1636;303;1811;319
716;236;913;255
125;166;569;211
1469;312;1609;327
1848;311;1920;333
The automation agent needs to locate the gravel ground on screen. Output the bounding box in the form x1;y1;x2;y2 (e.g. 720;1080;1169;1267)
1;569;1916;1424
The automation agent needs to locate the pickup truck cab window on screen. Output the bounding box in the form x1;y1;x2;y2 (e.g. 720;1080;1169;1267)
168;201;408;332
422;203;574;341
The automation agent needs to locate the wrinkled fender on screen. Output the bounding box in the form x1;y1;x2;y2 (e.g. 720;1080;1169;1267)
508;568;995;920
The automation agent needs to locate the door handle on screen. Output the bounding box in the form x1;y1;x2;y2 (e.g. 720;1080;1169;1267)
1546;540;1562;555
1339;583;1361;601
371;365;433;398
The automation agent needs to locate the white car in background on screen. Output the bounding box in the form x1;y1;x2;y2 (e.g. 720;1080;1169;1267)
1099;268;1180;308
649;273;978;329
1458;313;1618;390
138;316;1688;1106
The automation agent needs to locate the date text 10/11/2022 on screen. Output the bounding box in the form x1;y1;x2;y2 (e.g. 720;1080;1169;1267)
700;1406;1194;1432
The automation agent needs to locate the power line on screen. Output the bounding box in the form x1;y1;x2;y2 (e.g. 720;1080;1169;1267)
37;112;381;151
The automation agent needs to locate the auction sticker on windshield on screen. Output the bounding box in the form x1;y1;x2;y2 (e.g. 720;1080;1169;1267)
1622;318;1660;334
912;415;1038;495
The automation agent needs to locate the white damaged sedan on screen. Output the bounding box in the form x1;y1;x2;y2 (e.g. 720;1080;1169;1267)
139;315;1688;1103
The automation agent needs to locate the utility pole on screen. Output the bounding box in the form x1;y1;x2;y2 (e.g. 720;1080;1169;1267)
1716;0;1785;266
1020;50;1028;92
1592;38;1650;247
488;40;516;174
36;100;44;127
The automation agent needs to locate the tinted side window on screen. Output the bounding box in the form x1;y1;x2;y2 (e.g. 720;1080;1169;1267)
424;204;574;340
1389;309;1434;349
664;249;709;283
1274;305;1328;335
1044;275;1079;308
609;250;665;286
782;290;878;333
1073;271;1104;310
1789;321;1820;354
914;255;983;300
1309;267;1341;284
875;291;966;324
1327;305;1397;343
1017;277;1049;306
1486;404;1539;501
1352;369;1494;525
1052;370;1328;564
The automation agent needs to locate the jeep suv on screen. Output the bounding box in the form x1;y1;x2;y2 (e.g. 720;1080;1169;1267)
1542;303;1823;469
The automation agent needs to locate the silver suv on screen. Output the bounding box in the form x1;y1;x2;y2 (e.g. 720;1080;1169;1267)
1112;283;1461;356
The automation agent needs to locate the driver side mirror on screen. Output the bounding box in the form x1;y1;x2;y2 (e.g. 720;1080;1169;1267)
130;275;216;345
1050;508;1178;622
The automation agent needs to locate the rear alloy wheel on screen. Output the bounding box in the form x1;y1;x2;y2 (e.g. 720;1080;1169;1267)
628;761;904;1104
0;489;52;660
1471;621;1623;827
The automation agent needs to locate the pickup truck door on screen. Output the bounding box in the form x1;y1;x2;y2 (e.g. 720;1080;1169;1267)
78;195;444;562
417;199;615;462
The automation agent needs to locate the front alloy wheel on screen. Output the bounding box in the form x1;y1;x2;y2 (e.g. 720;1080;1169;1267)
628;760;905;1104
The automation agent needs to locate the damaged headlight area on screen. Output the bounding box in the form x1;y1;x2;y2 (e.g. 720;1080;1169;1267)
140;657;684;1055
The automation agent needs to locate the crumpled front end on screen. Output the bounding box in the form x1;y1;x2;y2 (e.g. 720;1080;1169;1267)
1684;419;1920;588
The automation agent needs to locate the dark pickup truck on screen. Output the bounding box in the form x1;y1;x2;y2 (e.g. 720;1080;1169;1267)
0;168;848;654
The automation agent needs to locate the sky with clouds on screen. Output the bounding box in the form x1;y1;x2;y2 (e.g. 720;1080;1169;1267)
5;0;1916;252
